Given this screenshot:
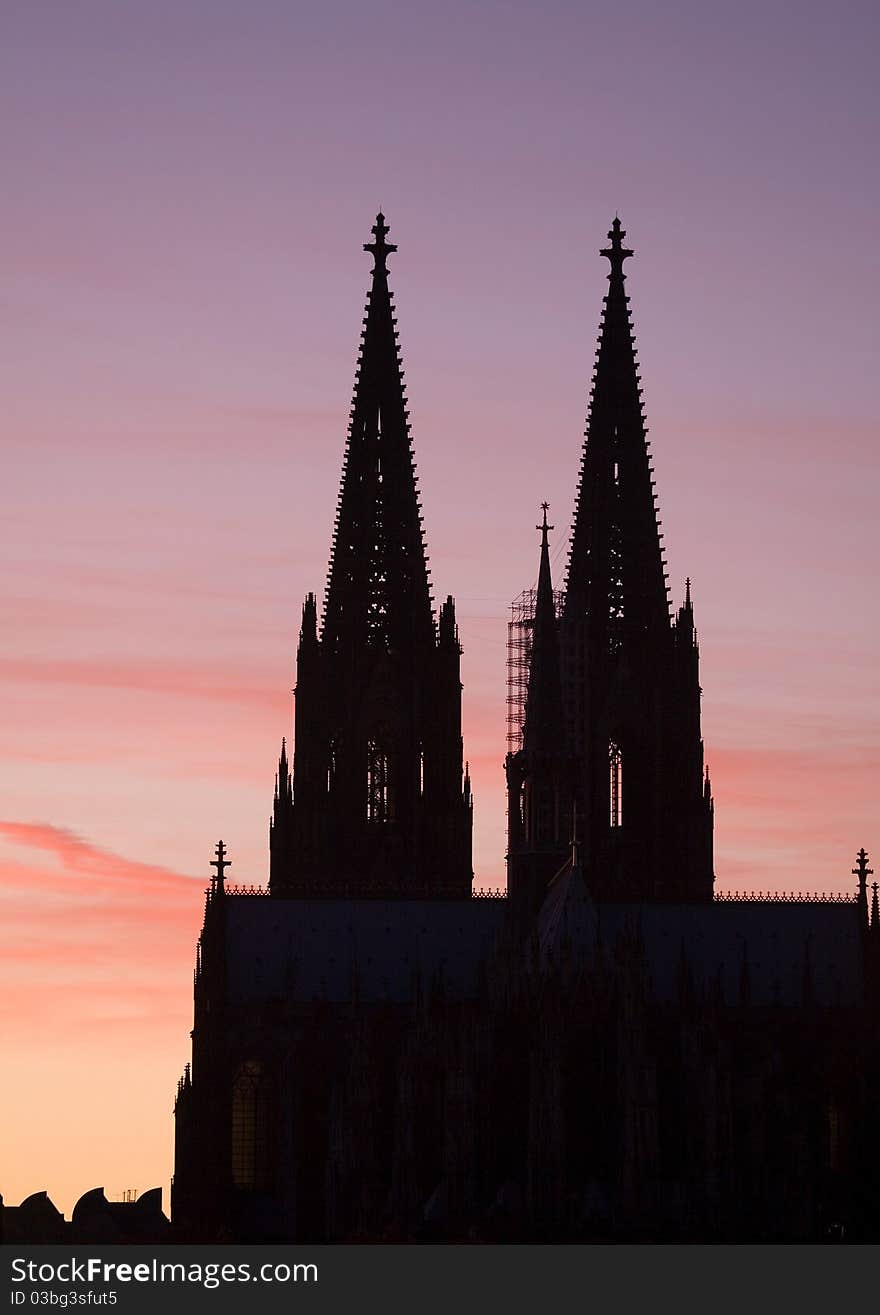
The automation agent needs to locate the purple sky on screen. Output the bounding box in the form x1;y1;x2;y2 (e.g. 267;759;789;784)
2;0;878;1211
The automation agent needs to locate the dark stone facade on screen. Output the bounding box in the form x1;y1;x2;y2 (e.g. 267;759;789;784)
172;216;880;1243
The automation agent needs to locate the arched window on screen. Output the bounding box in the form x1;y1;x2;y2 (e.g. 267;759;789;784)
366;738;392;822
609;741;623;829
231;1060;271;1190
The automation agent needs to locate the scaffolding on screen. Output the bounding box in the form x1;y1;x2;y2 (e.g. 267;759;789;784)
506;587;565;755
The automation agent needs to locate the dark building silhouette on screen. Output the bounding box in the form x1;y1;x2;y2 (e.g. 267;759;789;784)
507;219;713;914
270;214;472;899
172;216;880;1243
0;1188;170;1244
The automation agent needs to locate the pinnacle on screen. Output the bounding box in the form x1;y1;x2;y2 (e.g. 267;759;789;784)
600;215;634;278
364;211;397;275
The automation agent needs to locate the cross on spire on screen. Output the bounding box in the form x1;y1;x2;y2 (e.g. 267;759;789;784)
211;839;231;889
600;215;634;277
364;211;397;275
537;501;553;548
853;846;873;890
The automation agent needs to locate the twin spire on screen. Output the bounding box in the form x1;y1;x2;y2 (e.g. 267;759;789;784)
565;216;670;643
322;212;435;658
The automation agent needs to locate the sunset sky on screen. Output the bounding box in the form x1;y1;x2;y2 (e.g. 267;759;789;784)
2;0;878;1217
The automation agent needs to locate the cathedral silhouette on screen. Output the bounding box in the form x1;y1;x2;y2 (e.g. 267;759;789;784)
171;215;880;1243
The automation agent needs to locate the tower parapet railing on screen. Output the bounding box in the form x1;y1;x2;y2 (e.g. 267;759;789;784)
713;890;856;904
210;882;507;899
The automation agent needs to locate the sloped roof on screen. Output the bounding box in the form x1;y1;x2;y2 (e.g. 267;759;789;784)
537;864;864;1006
224;896;504;1005
222;883;864;1010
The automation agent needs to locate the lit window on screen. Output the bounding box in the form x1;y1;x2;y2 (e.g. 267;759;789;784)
609;741;623;828
367;738;392;822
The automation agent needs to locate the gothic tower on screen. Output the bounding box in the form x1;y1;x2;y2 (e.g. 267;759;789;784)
271;214;473;897
507;218;714;905
561;217;714;901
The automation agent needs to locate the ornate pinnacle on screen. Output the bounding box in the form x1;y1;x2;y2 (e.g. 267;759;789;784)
853;847;873;892
600;215;634;277
364;211;397;275
211;839;231;889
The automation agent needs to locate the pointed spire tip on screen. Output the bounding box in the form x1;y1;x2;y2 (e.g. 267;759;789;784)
600;215;634;273
364;211;397;273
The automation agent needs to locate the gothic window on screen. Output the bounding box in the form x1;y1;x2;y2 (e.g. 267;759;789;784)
367;738;392;822
609;741;623;829
231;1060;271;1190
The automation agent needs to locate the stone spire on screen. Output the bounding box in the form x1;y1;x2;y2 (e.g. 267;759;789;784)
271;215;472;896
522;504;564;756
565;216;669;644
321;212;435;657
556;217;713;902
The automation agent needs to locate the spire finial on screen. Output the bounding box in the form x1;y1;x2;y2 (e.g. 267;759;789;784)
600;215;634;277
364;211;397;275
854;848;872;920
537;501;553;549
853;847;873;890
211;838;231;890
685;577;692;607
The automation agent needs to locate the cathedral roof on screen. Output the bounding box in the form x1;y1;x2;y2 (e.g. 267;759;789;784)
223;895;504;1005
221;886;864;1010
536;869;864;1006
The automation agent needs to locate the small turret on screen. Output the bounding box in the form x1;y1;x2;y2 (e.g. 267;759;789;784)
854;847;872;926
210;839;230;893
506;504;573;920
676;577;696;644
439;595;459;651
276;737;292;805
299;593;318;653
522;504;564;757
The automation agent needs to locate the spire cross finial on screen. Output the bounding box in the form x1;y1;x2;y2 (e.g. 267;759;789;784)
537;501;554;547
853;847;872;891
364;211;397;275
211;839;231;889
853;847;872;878
600;215;634;277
